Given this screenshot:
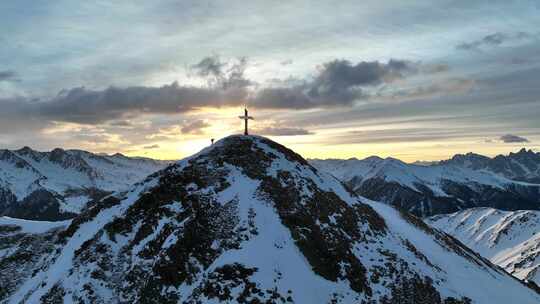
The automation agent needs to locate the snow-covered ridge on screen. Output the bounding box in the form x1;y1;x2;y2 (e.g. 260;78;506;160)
441;148;540;183
427;207;540;285
0;216;71;234
310;155;540;217
0;146;169;220
3;135;538;303
312;156;528;192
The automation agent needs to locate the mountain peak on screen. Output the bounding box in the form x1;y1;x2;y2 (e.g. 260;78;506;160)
362;155;383;162
201;135;310;168
16;146;35;154
514;147;536;156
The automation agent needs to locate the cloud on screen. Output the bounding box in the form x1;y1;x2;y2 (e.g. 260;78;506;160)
310;59;415;94
0;58;420;132
35;81;247;124
457;32;534;51
143;144;160;149
319;127;494;145
252;59;417;109
252;87;314;109
191;56;225;79
73;133;113;144
421;64;449;74
280;59;293;65
256;127;313;136
0;70;19;82
109;120;133;127
0;56;255;127
191;56;252;89
500;134;529;143
387;78;475;100
181;119;210;135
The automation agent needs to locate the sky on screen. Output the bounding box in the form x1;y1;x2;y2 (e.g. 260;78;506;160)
1;0;539;162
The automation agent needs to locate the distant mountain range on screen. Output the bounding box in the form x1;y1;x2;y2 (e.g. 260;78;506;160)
2;135;538;303
2;146;538;220
428;208;540;286
440;148;540;183
310;149;540;217
0;147;169;220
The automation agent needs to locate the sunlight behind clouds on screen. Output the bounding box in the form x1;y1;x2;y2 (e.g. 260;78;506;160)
1;1;539;161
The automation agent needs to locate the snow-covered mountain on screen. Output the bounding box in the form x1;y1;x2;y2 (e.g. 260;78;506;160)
2;135;538;303
440;148;540;183
0;147;169;220
427;208;540;286
310;157;540;217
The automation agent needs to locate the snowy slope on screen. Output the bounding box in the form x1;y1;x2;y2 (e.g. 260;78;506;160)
0;216;71;234
0;147;169;220
311;157;540;217
428;208;540;285
3;135;538;303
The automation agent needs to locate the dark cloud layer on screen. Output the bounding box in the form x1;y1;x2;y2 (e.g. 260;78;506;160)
0;70;18;82
14;56;257;127
500;134;529;143
457;32;534;51
252;59;416;109
109;120;133;127
37;82;246;124
0;58;419;130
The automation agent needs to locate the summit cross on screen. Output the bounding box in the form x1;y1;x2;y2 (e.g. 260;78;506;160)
238;107;254;135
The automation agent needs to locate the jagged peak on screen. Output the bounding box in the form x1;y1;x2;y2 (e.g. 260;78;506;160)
450;151;489;161
512;148;537;157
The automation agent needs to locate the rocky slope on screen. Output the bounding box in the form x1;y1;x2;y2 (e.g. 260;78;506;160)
427;208;540;286
310;157;540;217
2;135;538;303
0;147;168;220
0;217;71;300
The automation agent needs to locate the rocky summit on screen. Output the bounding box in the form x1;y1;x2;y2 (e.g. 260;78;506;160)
2;136;539;303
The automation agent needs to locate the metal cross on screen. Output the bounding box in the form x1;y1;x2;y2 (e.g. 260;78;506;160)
238;107;254;135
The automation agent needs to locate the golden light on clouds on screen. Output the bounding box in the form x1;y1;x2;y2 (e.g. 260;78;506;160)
32;106;538;163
